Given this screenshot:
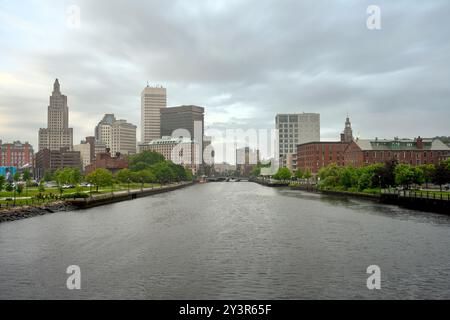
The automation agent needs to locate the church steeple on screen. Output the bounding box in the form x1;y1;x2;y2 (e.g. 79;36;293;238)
341;116;354;143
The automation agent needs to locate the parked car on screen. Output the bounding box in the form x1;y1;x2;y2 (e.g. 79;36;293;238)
79;182;92;187
445;184;450;191
62;184;75;189
29;180;39;187
45;181;58;188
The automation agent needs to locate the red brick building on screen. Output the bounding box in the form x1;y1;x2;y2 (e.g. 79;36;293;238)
85;149;128;175
34;147;82;179
296;116;450;175
297;142;349;174
0;140;34;168
344;137;450;167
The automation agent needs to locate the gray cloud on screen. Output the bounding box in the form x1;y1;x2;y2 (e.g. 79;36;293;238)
0;0;449;147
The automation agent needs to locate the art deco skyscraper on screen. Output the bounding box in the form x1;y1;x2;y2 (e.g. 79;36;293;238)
141;85;166;143
38;79;73;151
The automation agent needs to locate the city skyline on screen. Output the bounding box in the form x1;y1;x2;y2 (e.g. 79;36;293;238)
1;1;450;304
1;1;450;148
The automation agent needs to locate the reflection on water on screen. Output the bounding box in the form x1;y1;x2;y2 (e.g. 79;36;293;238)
278;188;450;226
0;182;449;299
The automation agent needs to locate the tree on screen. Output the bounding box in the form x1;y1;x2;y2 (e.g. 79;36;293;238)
43;171;53;182
185;168;193;181
303;170;312;181
168;162;187;181
0;175;5;192
116;168;133;183
16;184;24;196
58;185;64;196
419;164;435;189
5;183;14;192
273;167;292;181
23;169;31;184
295;169;304;180
130;171;142;183
318;163;342;188
250;166;261;177
38;181;46;193
152;162;175;184
340;166;357;189
70;168;83;185
128;151;165;171
357;171;373;191
376;159;398;188
54;168;82;186
54;168;68;185
433;161;450;192
139;169;156;184
249;162;271;177
412;166;425;187
85;168;113;192
444;158;450;169
394;164;415;189
13;172;20;182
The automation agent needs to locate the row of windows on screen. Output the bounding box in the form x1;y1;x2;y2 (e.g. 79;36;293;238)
365;151;440;158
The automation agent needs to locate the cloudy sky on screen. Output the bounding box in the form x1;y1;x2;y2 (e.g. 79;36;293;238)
1;0;449;148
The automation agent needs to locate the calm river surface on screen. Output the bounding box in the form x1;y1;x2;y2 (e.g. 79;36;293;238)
1;182;450;299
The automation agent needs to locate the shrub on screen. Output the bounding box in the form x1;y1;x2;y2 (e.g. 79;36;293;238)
61;192;89;199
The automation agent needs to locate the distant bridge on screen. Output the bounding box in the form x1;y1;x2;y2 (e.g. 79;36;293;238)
206;177;249;182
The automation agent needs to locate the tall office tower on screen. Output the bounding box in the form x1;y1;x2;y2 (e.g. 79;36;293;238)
160;105;205;165
38;79;74;151
160;105;204;140
275;113;320;160
141;85;167;143
95;114;137;155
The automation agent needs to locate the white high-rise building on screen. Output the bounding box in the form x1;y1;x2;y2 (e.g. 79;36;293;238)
141;85;167;143
73;142;91;170
95;114;137;155
276;113;320;160
38;79;73;151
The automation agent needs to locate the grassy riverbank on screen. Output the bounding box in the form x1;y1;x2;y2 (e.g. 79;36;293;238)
0;182;193;223
0;183;162;207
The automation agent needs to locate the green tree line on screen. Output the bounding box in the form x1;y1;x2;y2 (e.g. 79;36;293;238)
317;159;450;192
85;151;194;191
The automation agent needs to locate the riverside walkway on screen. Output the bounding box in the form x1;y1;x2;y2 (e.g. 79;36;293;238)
65;182;193;209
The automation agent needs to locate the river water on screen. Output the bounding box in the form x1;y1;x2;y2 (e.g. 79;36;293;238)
0;182;449;299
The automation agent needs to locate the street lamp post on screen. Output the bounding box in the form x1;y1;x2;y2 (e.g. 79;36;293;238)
13;185;16;207
127;178;131;194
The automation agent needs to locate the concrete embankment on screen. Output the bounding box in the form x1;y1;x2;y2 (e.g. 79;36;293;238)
65;182;194;209
249;179;290;187
0;182;194;223
253;180;450;215
380;193;450;215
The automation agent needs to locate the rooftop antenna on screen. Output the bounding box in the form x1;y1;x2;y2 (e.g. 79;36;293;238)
146;81;149;87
